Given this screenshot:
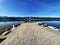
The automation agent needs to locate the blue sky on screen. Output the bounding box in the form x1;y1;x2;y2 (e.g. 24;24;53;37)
0;0;60;17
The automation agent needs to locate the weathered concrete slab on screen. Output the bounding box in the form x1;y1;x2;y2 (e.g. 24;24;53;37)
0;23;60;45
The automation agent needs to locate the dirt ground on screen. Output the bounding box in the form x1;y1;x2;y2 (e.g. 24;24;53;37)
1;23;60;45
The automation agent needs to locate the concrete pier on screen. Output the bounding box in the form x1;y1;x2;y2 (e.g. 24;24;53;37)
0;23;60;45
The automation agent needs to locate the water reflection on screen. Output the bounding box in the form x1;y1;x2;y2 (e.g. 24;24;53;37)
0;21;20;26
0;21;60;28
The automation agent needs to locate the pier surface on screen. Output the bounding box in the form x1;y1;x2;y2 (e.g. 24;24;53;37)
1;23;60;45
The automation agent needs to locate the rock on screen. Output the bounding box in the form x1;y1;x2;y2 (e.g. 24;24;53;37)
36;22;43;25
43;24;48;27
2;30;11;36
48;26;59;31
0;37;6;43
48;26;55;29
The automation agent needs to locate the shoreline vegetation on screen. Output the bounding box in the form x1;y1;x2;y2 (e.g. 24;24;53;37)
0;23;20;35
0;25;12;35
0;17;60;21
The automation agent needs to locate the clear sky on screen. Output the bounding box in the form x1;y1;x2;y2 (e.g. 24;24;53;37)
0;0;60;17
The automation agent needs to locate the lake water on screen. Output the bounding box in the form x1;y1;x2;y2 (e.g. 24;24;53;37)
0;21;60;28
32;21;60;28
41;21;60;28
0;21;21;26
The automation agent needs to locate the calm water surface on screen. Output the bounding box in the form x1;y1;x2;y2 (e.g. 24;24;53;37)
41;21;60;28
0;21;60;28
0;21;20;26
